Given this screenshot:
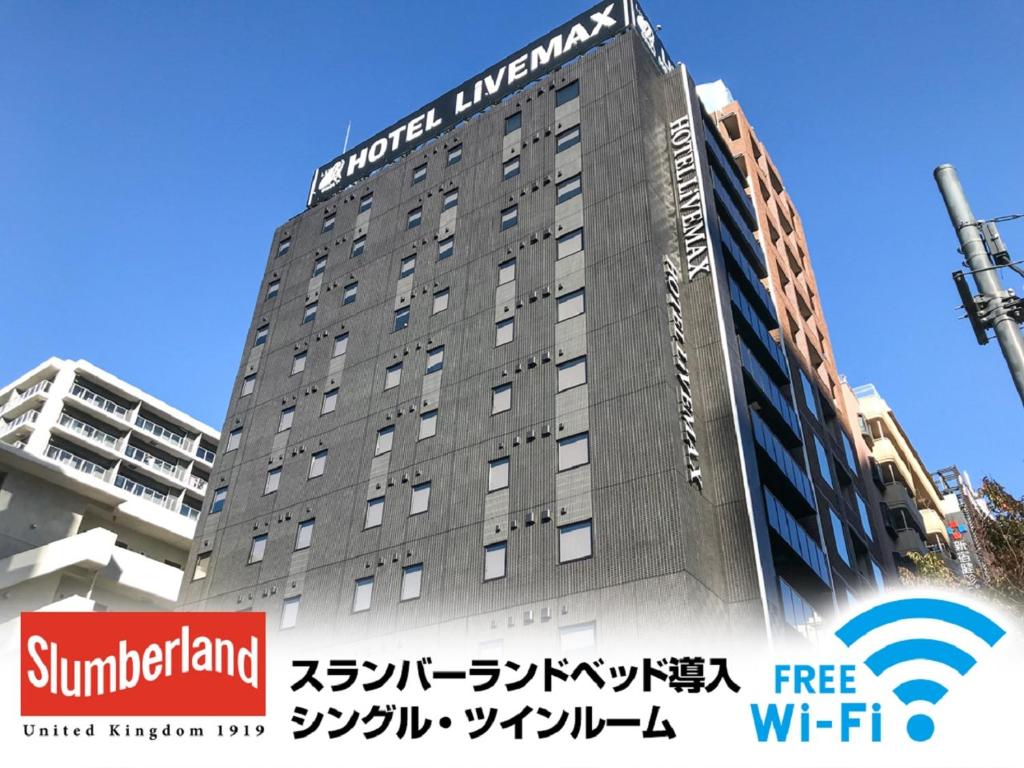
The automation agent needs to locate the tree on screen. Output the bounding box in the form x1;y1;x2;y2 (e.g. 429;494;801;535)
897;551;959;589
971;477;1024;614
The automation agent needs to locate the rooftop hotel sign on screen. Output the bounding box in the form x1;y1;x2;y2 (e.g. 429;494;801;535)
307;1;672;207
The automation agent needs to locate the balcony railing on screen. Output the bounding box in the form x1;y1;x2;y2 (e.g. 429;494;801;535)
46;444;108;481
180;501;201;520
730;279;789;379
1;379;52;415
196;445;216;463
71;383;131;421
188;475;208;494
134;415;193;452
58;412;119;450
124;444;184;481
114;474;177;510
751;410;815;507
2;408;40;435
739;341;801;439
765;488;831;586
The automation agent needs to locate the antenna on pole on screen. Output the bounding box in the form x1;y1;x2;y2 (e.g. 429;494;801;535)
343;121;352;153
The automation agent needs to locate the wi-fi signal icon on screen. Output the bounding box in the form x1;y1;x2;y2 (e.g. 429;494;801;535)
836;597;1005;742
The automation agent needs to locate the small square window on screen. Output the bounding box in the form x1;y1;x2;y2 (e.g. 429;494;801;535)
556;125;581;153
557;174;582;204
557;228;584;259
295;519;315;550
211;486;228;514
278;406;295;432
400;563;423;601
291;351;307;375
559;520;592;563
557;356;587;391
248;534;267;564
500;205;518;231
505;112;522;135
411;481;431;515
353;577;373;612
412;163;427;185
375;426;394;456
254;324;269;347
394;307;411;332
384;362;403;390
193;552;210;581
302;302;318;325
555;80;579;106
495;317;514;346
333;332;349;357
226;427;242;453
277;238;291;258
322;213;335;233
503;156;520;180
266;280;280;300
488;457;509;491
442;188;459;211
400;255;416;279
558;432;590;471
438;236;454;261
498;258;516;285
365;497;384;528
308;449;327;478
358;193;373;213
447;144;462;165
432;288;449;314
425;346;444;374
343;282;358;304
419;410;438;440
492;383;512;414
407;207;422;229
351;236;366;258
321;387;339;415
280;595;300;629
484;542;507;580
557;289;585;322
312;255;328;276
264;467;282;495
241;374;256;397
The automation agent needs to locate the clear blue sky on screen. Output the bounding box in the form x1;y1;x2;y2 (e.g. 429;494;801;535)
2;1;1021;496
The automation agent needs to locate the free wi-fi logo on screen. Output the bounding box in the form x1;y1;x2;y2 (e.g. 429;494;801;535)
751;596;1006;744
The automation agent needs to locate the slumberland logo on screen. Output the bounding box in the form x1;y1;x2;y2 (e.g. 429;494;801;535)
21;612;265;716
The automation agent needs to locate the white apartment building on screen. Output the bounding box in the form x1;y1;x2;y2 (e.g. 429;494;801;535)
0;358;219;626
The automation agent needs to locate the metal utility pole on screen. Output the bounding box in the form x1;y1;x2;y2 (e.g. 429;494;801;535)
934;164;1024;405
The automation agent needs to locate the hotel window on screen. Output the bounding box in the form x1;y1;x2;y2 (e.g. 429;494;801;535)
557;227;583;259
248;534;267;564
492;383;512;414
211;485;228;513
358;193;373;213
365;497;384;528
830;508;851;566
399;255;417;279
495;317;514;346
394;307;411;332
558;520;592;563
412;163;427;185
438;236;454;261
800;370;819;419
401;564;423;601
488;457;509;492
856;494;874;541
302;302;318;325
343;281;358;304
333;332;349;357
841;432;858;473
505;112;522;134
814;435;833;487
375;426;394;456
280;595;300;629
225;427;242;453
277;238;291;258
557;288;585;322
278;406;295;432
503;156;520;180
432;288;449;314
484;542;507;580
321;387;339;415
254;324;269;347
560;620;596;652
419;409;438;440
266;279;280;300
426;346;445;374
556;125;581;153
291;351;307;375
352;577;373;612
384;362;402;390
193;552;211;580
351;235;366;258
442;188;459;211
322;212;335;233
295;518;315;550
872;561;885;591
555;80;579;106
500;205;518;230
557;356;587;391
407;207;422;229
556;173;582;204
411;481;431;515
312;255;327;277
558;432;590;471
308;449;327;478
447;144;462;165
241;374;256;397
498;257;516;285
264;466;282;495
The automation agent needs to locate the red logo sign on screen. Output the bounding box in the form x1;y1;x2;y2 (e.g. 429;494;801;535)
21;612;265;716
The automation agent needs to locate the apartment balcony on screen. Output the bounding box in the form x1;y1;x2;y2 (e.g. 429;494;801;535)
123;443;185;482
195;445;216;464
180;499;202;520
45;443;110;481
100;547;184;605
187;474;208;494
55;412;122;454
0;527;117;593
70;382;133;423
1;407;40;437
750;410;816;511
920;506;951;547
0;378;51;417
114;473;178;511
872;437;917;490
134;414;194;454
765;488;831;587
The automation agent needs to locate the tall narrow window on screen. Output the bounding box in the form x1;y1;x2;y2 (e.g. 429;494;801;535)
492;383;512;414
308;449;327;478
558;432;590;471
841;432;857;473
358;193;373;213
278;406;295;432
814;435;833;487
503;156;520;180
419;410;438;440
505;112;522;134
559;520;593;563
412;163;427;185
295;519;315;550
447;144;462;165
400;564;423;601
495;317;514;346
830;508;850;566
425;346;444;374
500;205;518;231
556;125;581;153
488;457;509;491
266;279;280;300
264;467;282;495
557;289;585;322
193;552;210;580
411;481;431;515
254;325;269;347
351;236;366;258
555;80;579;106
277;238;291;258
333;332;349;357
248;534;267;564
800;370;819;419
302;302;318;325
312;255;327;276
321;212;335;233
400;255;416;278
241;374;256;397
365;497;384;528
556;174;582;204
384;362;402;390
321;387;339;415
375;426;394;455
557;356;587;391
353;577;373;612
394;307;411;332
856;494;874;541
432;288;449;314
498;258;516;285
442;188;459;211
407;207;422;229
484;542;507;580
343;282;358;304
291;351;307;375
225;427;242;452
438;236;454;261
557;228;583;259
211;485;228;513
280;595;300;629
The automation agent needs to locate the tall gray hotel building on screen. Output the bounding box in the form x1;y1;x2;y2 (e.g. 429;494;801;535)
181;2;868;646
